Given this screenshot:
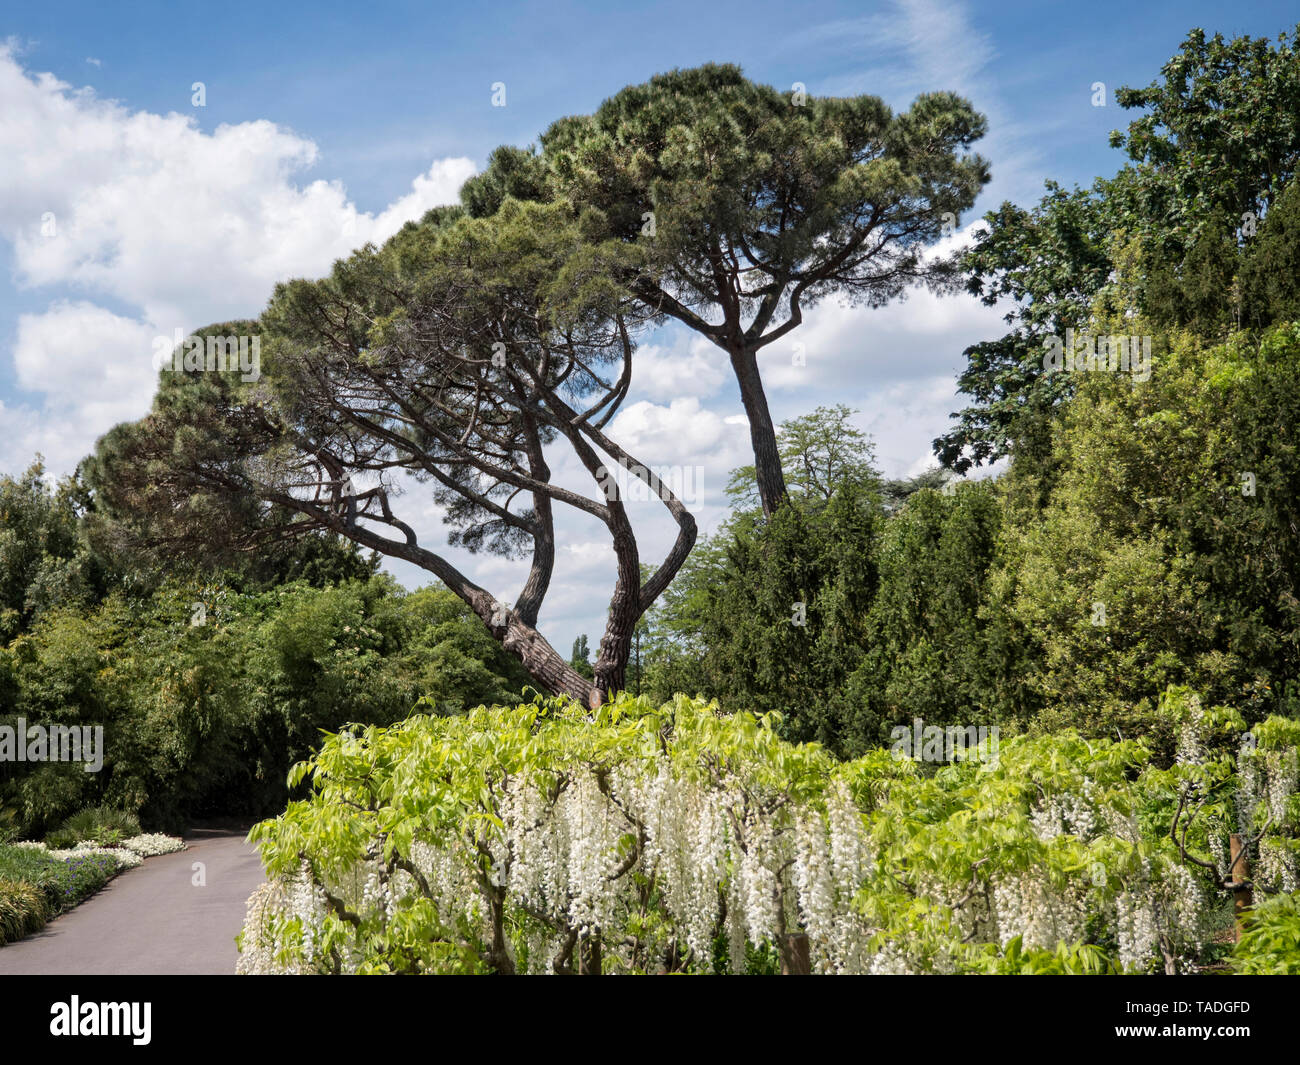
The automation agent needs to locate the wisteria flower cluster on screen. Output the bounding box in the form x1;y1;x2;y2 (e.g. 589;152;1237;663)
237;692;1300;975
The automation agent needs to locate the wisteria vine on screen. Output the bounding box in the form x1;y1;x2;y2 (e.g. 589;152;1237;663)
237;690;1300;974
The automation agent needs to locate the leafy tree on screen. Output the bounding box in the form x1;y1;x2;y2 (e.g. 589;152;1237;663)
933;182;1111;473
644;405;1028;754
879;466;948;514
644;407;883;746
87;201;697;706
464;64;991;514
725;404;877;510
696;486;878;747
1004;323;1300;734
1240;176;1300;329
1105;26;1300;335
1108;25;1300;260
939;25;1300;473
0;575;530;835
1135;205;1239;338
0;462;103;641
569;634;594;680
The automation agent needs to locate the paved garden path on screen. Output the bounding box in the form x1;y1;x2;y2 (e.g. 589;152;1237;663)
0;828;266;975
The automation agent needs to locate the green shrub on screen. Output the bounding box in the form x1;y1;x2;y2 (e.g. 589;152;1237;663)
2;577;529;838
0;876;48;944
55;805;141;846
0;844;63;884
43;828;79;849
49;853;118;910
961;937;1121;974
1232;892;1300;974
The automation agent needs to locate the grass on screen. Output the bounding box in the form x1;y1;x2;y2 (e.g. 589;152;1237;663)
0;876;48;945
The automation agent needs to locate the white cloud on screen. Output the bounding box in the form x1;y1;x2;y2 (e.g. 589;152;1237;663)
0;45;475;479
562;540;615;560
793;0;994;100
759;228;1007;397
608;397;749;496
4;78;474;328
878;0;996;97
630;334;729;402
14;299;158;415
856;373;970;477
0;400;59;476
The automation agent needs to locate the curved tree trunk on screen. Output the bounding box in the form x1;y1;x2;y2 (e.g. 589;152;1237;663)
493;603;598;706
259;487;602;707
592;525;640;699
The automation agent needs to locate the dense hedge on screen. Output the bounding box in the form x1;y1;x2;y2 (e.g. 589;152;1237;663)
0;576;529;836
641;325;1300;756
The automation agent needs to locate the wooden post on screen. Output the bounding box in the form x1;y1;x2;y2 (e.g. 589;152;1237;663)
780;933;811;975
1228;833;1253;941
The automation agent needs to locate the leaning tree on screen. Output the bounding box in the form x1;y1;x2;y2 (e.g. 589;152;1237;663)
461;64;991;515
88;200;696;705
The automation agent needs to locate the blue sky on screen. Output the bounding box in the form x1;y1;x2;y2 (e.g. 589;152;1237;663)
1;0;1297;651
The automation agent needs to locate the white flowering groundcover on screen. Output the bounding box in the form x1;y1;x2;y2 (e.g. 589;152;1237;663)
237;690;1300;975
16;833;187;872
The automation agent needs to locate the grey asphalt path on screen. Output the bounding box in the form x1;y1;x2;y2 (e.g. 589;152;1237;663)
0;828;267;975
